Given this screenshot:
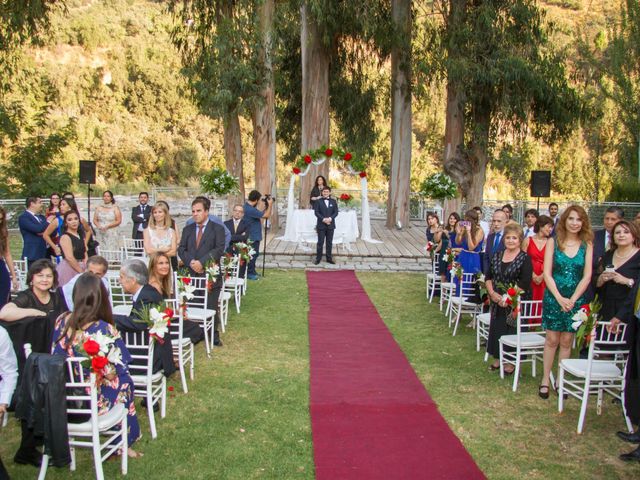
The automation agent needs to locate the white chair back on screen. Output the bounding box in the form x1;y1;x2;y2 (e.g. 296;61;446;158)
516;300;544;334
98;249;124;270
457;272;476;299
122;238;145;259
107;276;132;307
587;320;629;367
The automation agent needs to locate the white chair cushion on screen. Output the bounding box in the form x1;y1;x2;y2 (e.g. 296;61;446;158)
561;359;623;379
131;371;165;384
451;297;480;307
187;307;216;320
220;292;232;300
68;403;126;434
500;333;546;347
477;313;491;324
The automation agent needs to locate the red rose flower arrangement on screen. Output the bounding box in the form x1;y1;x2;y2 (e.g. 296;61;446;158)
78;332;123;386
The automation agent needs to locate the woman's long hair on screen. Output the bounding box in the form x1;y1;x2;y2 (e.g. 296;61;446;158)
555;205;593;250
445;212;461;233
0;206;7;255
149;203;172;229
314;176;327;189
464;209;481;240
58;273;113;343
148;252;172;296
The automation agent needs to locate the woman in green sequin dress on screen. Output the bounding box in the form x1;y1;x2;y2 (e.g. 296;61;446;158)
539;206;594;399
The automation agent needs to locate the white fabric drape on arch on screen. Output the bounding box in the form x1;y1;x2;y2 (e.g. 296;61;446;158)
277;156;382;243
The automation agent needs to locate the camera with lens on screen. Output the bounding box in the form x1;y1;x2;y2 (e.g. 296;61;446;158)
262;194;273;205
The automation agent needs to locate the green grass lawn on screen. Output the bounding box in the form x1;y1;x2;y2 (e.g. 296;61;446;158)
1;269;639;479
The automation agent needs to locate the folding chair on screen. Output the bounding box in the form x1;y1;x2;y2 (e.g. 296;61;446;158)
448;272;481;336
223;255;244;314
558;321;633;434
167;299;194;393
99;249;124;271
426;253;441;303
107;276;132;316
173;273;216;357
121;238;146;259
38;357;128;480
13;257;28;291
123;331;166;439
476;312;491;356
498;300;546;391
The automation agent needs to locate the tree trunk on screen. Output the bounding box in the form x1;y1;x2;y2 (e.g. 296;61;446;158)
253;0;278;229
386;0;412;229
465;106;491;208
223;110;245;211
300;2;330;207
442;0;470;206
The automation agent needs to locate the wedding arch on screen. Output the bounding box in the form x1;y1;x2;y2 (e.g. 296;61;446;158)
279;147;381;243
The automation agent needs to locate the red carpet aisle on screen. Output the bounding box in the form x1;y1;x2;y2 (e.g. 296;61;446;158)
307;270;485;479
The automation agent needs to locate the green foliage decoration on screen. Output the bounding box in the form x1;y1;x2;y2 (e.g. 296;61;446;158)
200;167;239;197
418;172;457;201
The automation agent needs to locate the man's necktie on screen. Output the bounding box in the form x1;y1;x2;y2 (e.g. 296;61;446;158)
196;224;204;248
605;233;611;252
493;232;501;251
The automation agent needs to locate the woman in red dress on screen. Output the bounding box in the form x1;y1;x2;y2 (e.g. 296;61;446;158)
522;215;555;324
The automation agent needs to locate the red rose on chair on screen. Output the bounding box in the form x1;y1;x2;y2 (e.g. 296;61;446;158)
181;277;191;285
344;152;352;161
83;339;100;356
91;356;109;371
163;308;174;320
324;148;333;157
292;167;301;175
359;172;367;178
507;287;517;297
304;155;312;164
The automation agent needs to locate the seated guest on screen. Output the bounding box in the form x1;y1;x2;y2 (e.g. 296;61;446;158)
522;215;554;323
148;253;204;344
52;273;142;458
0;259;64;323
112;259;176;377
0;324;18;477
224;204;249;253
61;255;111;311
485;223;532;373
56;211;87;287
523;209;539;238
595;220;640;333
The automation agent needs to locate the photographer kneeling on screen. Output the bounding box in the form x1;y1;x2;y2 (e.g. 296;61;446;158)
243;190;274;280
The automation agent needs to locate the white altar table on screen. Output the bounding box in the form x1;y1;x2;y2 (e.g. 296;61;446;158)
286;209;359;245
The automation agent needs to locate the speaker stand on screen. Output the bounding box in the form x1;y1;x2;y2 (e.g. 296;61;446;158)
86;183;93;225
536;196;540;213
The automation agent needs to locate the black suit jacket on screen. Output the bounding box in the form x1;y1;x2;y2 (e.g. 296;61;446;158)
223;218;249;244
113;284;176;377
178;221;226;276
314;197;339;230
482;231;506;275
131;204;152;237
593;229;608;270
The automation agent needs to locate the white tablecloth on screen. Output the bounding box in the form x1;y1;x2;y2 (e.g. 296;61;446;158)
287;209;359;244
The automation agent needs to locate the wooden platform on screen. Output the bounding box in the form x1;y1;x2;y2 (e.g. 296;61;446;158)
263;219;430;272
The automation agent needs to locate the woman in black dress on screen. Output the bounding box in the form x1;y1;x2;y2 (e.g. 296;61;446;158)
597;220;640;460
0;259;65;359
309;175;328;209
485;223;533;373
56;210;87;286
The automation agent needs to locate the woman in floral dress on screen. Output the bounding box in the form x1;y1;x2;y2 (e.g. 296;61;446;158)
52;273;142;457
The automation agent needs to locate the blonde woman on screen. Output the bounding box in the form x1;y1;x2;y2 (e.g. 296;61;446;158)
143;203;177;267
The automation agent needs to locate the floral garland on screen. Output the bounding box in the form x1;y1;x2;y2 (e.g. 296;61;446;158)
448;260;463;280
425;240;436;260
338;193;352;206
233;242;256;264
176;274;196;320
419;172;457;200
76;331;123;386
291;146;367;178
572;296;602;350
200;167;240;196
135;304;174;344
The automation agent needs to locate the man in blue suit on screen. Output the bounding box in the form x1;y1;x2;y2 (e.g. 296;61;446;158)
482;209;507;275
18;197;48;268
313;186;339;265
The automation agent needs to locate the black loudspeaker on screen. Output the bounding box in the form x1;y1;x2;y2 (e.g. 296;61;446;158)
79;160;96;184
530;170;551;197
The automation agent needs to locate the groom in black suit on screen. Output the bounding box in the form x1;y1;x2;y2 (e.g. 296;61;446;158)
113;259;176;377
313;186;339;265
178;197;226;345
